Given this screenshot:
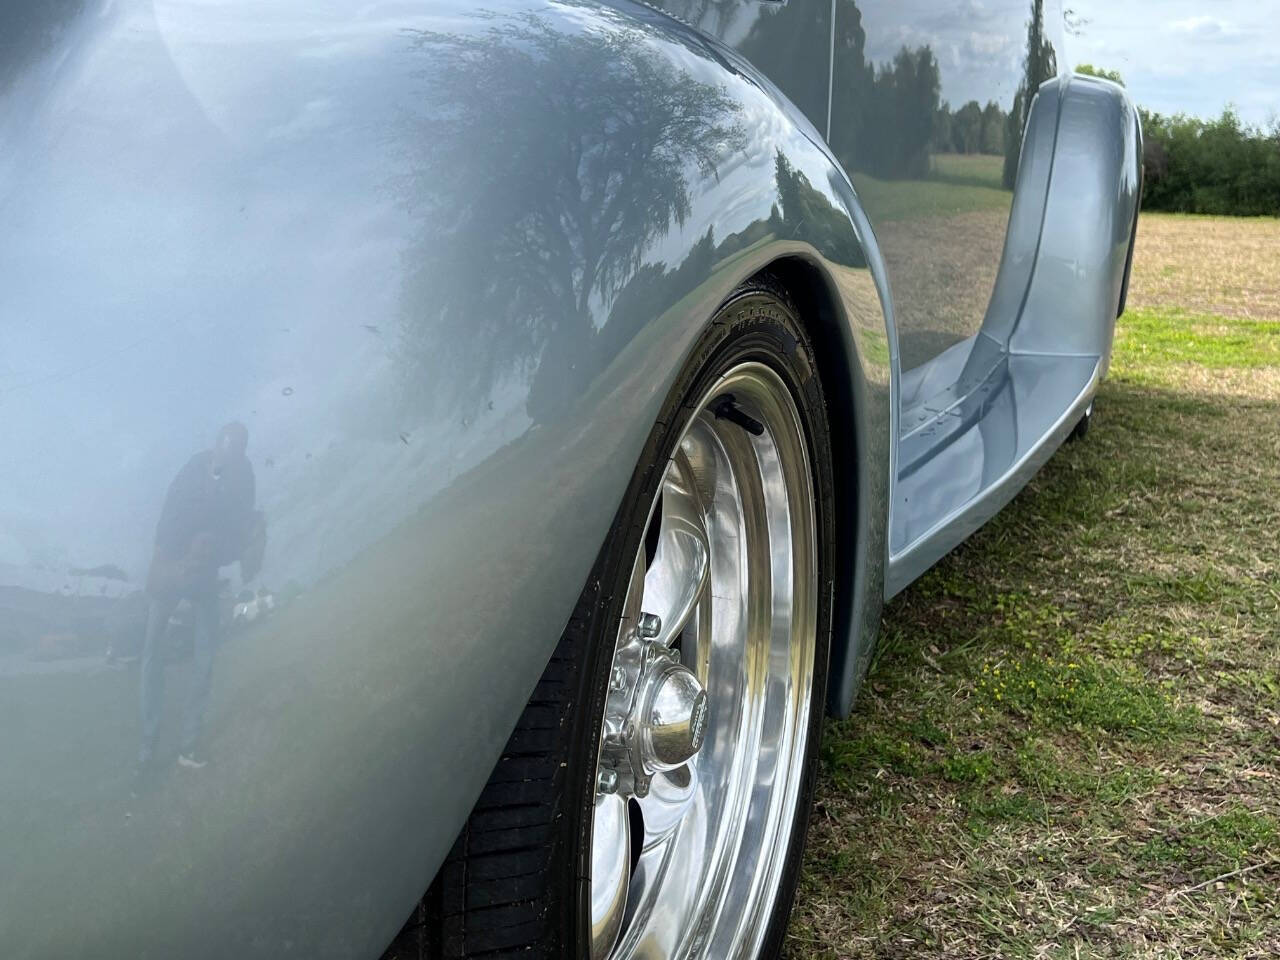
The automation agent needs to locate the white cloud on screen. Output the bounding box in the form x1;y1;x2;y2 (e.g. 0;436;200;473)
1167;15;1238;40
1068;0;1279;125
964;31;1011;57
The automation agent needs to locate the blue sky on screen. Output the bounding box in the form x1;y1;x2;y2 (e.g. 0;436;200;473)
1066;0;1280;127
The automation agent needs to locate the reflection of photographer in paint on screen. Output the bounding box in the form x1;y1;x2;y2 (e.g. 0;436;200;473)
137;423;264;778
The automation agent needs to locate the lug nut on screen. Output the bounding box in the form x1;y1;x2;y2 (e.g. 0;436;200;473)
638;612;662;639
597;768;619;795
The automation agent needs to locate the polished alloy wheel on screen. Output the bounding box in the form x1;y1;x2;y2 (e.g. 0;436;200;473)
589;362;818;960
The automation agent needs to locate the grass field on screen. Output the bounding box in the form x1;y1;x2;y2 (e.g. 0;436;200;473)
788;213;1280;958
854;153;1009;224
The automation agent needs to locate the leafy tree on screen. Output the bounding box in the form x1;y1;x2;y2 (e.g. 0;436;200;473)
1074;66;1277;216
931;100;1007;156
601;154;866;360
828;1;940;179
1141;108;1280;215
739;0;834;131
827;0;876;171
952;100;984;154
772;152;865;266
932;101;954;154
846;45;940;178
1003;0;1058;188
883;46;942;177
1075;63;1124;86
980;100;1006;155
395;9;747;420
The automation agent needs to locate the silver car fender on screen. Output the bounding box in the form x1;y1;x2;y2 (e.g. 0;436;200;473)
0;1;891;956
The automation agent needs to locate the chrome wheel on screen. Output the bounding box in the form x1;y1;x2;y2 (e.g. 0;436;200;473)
589;362;818;960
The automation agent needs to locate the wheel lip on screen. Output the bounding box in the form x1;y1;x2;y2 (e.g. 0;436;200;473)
588;358;821;960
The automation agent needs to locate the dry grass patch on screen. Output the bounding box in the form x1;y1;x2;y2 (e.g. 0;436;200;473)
1128;213;1280;320
876;208;1011;369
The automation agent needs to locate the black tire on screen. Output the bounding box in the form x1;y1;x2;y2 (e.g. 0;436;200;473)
1069;401;1094;442
400;275;837;959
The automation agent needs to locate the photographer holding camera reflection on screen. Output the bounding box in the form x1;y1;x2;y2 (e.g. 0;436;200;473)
137;422;264;782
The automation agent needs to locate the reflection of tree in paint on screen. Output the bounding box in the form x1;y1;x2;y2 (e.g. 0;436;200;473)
819;1;942;180
393;8;746;423
934;100;1007;157
818;0;1055;188
862;47;941;179
772;152;865;267
599;151;865;360
1003;0;1059;188
737;0;833;129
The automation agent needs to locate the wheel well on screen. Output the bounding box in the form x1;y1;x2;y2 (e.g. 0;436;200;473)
752;257;860;717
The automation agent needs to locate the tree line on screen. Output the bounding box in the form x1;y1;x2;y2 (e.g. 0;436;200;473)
737;0;1060;187
1077;65;1280;217
821;0;1056;189
932;100;1008;157
1141;109;1280;217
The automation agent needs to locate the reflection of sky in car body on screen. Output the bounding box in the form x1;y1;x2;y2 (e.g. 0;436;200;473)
857;0;1030;108
0;0;554;591
0;0;847;594
1;0;440;588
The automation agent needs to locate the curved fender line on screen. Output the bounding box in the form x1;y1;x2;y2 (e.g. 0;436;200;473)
812;165;900;718
697;45;901;719
1011;73;1143;364
601;8;902;719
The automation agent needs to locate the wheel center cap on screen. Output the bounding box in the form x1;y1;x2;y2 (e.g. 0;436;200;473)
642;662;709;770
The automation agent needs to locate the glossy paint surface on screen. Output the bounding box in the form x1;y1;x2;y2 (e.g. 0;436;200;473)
651;0;833;136
832;0;1064;373
0;1;889;956
670;0;1139;601
643;0;1141;705
654;0;1066;376
0;0;1142;954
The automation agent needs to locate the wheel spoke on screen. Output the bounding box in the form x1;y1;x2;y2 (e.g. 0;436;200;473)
634;761;698;844
641;455;710;647
590;794;631;960
620;546;647;641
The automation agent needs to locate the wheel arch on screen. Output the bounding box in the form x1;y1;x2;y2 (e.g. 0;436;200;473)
754;256;870;718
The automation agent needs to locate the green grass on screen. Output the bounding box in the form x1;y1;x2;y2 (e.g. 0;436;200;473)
854;153;1010;223
854;175;1010;223
930;152;1006;190
1140;808;1280;881
789;216;1280;958
1116;306;1280;369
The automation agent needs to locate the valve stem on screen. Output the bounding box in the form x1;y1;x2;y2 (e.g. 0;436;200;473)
712;394;765;436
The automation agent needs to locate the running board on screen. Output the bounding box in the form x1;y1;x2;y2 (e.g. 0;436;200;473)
885;349;1100;598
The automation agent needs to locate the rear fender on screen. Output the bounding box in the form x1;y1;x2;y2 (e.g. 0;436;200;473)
1009;74;1144;365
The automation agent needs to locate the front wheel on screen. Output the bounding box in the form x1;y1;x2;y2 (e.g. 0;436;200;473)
421;277;836;959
